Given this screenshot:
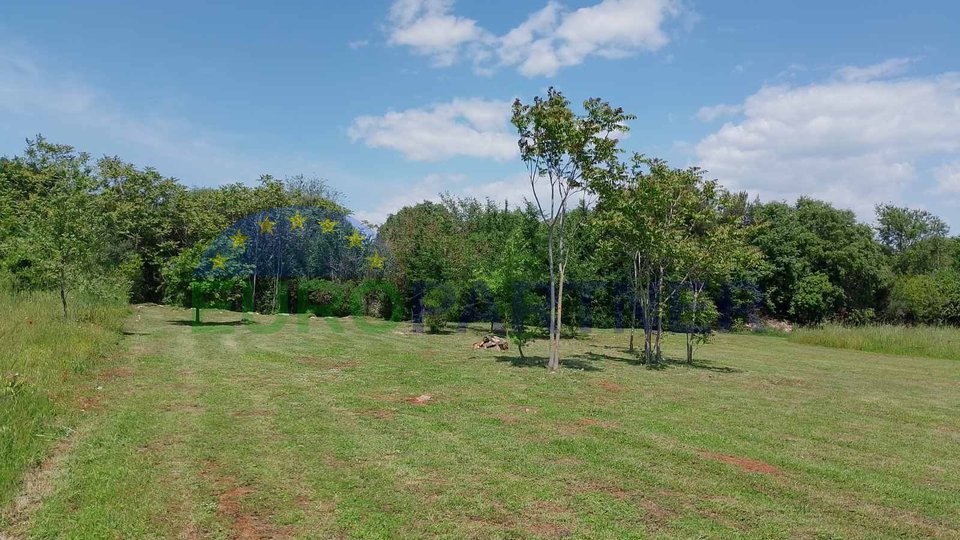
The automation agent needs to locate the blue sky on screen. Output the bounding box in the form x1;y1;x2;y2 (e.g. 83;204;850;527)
2;0;959;226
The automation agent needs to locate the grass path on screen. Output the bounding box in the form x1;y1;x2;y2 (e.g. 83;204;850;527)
3;305;960;538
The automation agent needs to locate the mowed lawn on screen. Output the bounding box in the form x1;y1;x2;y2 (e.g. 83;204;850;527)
3;306;959;539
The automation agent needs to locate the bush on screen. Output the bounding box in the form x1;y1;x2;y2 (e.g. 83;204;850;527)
886;270;960;325
423;283;457;333
843;308;876;327
790;273;841;325
298;279;346;316
161;243;205;307
349;279;404;321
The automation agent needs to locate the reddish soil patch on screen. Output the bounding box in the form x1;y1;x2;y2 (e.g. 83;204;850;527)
524;501;574;538
497;414;520;425
638;498;679;528
296;356;326;366
76;394;103;412
576;418;619;429
574;479;630;499
407;393;434;405
364;408;396;420
98;366;134;381
199;460;290;539
595;379;625;392
700;451;780;475
218;486;262;540
525;521;573;538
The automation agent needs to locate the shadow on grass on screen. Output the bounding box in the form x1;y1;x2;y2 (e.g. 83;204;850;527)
167;319;251;327
494;355;603;371
496;348;743;374
662;357;743;373
121;330;151;336
493;354;604;372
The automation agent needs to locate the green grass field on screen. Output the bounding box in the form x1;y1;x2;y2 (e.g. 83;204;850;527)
789;323;960;361
0;292;126;510
3;305;959;538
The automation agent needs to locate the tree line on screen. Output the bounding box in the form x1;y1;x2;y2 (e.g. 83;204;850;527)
1;89;958;368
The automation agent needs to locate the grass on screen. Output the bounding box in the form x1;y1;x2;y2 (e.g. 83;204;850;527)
0;291;126;507
3;305;960;538
789;323;960;361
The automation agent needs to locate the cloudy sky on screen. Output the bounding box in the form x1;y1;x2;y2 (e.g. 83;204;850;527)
2;1;958;226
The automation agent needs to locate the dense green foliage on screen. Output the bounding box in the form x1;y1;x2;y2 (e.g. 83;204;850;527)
0;137;346;314
2;91;958;341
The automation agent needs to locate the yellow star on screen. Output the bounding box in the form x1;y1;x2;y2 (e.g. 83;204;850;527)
290;210;306;231
367;250;385;270
318;218;337;234
258;215;276;235
211;252;228;270
347;229;364;249
229;229;248;249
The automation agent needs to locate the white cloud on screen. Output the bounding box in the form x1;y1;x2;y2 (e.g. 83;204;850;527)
347;98;516;161
935;162;960;194
387;0;491;66
348;39;370;49
385;0;686;76
836;57;915;82
695;64;960;218
695;103;742;122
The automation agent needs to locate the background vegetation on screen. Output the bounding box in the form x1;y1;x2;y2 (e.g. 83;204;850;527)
3;133;958;339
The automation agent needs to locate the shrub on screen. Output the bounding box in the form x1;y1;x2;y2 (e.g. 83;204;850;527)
790;273;841;325
423;283;457;333
349;279;404;321
298;279;346;316
843;308;876;327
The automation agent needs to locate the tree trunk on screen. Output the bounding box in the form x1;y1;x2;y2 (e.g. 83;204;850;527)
547;226;559;372
687;286;700;365
59;269;68;318
629;253;638;353
553;259;567;370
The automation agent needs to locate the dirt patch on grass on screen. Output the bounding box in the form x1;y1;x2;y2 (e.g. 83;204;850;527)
407;394;434;405
637;498;680;529
523;501;575;538
76;393;104;412
576;418;619;429
1;433;77;536
464;500;574;538
199;460;290;539
595;379;625;392
363;408;396;420
700;451;780;475
97;366;134;381
231;408;273;418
